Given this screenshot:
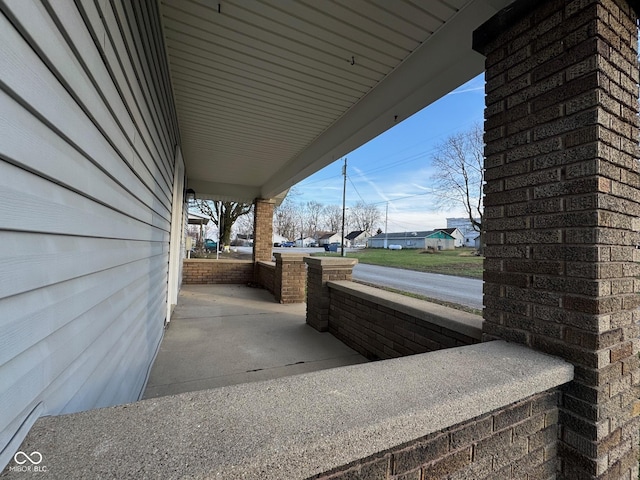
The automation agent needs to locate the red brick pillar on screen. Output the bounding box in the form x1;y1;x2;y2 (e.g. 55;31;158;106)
253;198;274;264
273;253;306;303
474;1;640;478
304;257;357;332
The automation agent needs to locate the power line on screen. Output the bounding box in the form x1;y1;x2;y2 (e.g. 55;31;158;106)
297;173;342;187
347;175;367;204
360;117;479;174
345;118;480;178
294;118;483;217
368;190;434;207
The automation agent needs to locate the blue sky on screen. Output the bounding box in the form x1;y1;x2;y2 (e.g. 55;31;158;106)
294;74;486;232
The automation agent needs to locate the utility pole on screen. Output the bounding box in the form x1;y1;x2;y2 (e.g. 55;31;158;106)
341;158;347;257
384;201;388;249
216;201;221;260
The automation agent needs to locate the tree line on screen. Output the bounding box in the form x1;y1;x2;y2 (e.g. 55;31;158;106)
190;197;382;247
272;197;382;242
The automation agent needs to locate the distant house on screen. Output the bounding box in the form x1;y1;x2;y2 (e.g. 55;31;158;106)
345;230;369;247
295;237;316;247
464;231;480;246
367;230;455;250
273;233;288;246
187;212;211;247
437;228;464;248
446;217;480;247
473;234;482;250
317;232;340;246
234;234;253;246
187;212;210;225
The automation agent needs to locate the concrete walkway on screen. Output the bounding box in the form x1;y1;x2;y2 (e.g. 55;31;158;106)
143;284;367;399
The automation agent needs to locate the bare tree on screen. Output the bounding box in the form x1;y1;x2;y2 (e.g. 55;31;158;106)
234;204;254;240
431;123;484;234
194;200;252;247
323;204;343;233
274;199;299;241
304;201;324;239
349;201;381;235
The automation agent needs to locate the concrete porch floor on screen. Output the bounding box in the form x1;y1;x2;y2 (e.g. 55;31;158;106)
143;284;368;399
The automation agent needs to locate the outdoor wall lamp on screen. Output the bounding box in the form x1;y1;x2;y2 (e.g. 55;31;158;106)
185;188;196;203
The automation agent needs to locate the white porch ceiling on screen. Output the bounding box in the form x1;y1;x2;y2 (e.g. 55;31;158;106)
158;0;514;202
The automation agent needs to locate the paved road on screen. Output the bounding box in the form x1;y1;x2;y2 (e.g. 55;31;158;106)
352;263;483;310
253;247;483;309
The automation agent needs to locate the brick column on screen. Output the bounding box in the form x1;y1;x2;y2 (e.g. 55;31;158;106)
273;253;307;303
253;198;274;264
304;257;357;332
474;1;640;478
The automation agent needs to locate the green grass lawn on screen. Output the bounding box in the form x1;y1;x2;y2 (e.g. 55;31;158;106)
314;247;484;279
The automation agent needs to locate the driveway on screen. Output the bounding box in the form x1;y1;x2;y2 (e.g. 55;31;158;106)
352;264;483;310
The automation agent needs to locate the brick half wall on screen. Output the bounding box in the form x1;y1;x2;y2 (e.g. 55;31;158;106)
255;261;275;294
313;390;560;480
182;259;254;284
327;281;483;360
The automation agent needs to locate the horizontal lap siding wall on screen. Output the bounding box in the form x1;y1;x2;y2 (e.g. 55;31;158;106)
329;289;479;360
0;0;178;467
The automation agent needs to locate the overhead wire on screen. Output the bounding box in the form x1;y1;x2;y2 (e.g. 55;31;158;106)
347;175;368;204
293;112;481;230
297;118;479;190
297;173;342;187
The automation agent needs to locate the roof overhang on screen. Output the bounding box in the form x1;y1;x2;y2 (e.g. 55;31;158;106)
158;0;515;203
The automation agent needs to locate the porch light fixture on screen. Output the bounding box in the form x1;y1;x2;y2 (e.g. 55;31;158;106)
185;188;196;203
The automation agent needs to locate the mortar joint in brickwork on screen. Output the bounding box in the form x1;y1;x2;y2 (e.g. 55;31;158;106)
478;0;640;477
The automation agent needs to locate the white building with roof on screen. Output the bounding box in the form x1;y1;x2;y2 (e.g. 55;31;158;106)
446;217;480;247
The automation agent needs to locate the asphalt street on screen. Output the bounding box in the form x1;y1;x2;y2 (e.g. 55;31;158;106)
263;247;484;309
352;263;483;310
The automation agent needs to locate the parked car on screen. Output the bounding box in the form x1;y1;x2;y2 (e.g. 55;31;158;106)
204;239;217;251
281;241;295;247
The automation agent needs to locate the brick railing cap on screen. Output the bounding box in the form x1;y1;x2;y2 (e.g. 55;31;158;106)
304;257;358;267
273;253;307;262
16;341;572;479
183;258;253;264
256;261;276;267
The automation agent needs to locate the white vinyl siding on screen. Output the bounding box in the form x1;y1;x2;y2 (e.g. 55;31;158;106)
0;0;180;468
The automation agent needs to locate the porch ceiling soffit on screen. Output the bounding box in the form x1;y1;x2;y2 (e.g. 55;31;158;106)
159;0;514;201
187;180;288;206
185;179;260;203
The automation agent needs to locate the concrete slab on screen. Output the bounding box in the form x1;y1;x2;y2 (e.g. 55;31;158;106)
143;284;367;398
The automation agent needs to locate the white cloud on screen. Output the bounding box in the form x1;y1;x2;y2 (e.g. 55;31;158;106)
384;205;469;231
352;166;390;203
446;86;484;95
